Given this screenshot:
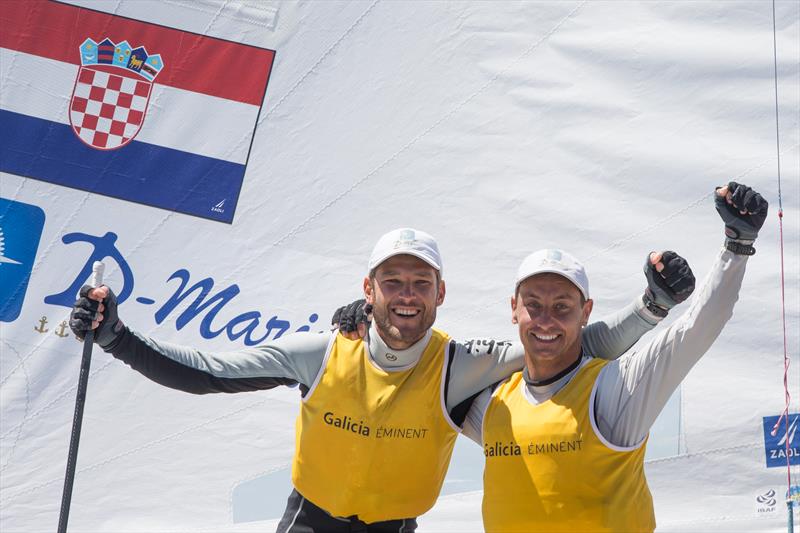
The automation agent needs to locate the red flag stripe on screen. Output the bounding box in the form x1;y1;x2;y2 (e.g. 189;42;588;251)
0;0;274;106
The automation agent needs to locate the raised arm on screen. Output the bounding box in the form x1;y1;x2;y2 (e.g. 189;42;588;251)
594;182;767;447
70;285;330;394
582;250;695;359
442;252;698;409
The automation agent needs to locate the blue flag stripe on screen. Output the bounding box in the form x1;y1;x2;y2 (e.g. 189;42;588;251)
0;110;244;223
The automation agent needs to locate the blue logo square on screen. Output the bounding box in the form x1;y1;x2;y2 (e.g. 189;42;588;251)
763;413;799;468
0;198;45;322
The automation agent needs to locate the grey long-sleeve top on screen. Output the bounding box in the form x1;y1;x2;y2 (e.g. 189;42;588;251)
462;247;748;447
102;296;661;413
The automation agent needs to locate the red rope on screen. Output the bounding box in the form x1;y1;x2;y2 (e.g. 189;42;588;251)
769;0;795;507
770;208;793;494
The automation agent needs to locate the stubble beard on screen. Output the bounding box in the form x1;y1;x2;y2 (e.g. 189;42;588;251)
372;304;436;350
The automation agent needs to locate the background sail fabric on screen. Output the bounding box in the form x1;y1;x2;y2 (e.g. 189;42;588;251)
1;1;798;532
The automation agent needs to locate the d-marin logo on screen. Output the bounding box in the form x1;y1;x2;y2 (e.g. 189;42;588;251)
0;198;46;322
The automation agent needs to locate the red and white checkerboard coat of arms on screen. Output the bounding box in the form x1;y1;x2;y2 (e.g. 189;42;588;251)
70;38;164;150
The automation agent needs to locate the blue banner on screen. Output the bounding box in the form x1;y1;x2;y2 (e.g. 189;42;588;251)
0;198;45;322
763;413;799;468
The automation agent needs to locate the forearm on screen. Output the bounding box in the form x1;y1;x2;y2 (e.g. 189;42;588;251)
104;326;330;394
595;248;749;447
461;387;493;445
445;339;523;409
582;297;662;360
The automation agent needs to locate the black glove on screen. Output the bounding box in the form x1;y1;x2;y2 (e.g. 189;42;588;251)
715;181;768;255
331;298;372;333
642;251;696;318
69;285;124;348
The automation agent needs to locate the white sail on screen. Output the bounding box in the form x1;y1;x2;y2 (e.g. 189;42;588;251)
1;1;797;532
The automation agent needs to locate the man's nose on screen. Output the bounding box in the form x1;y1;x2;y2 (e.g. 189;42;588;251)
399;282;415;298
534;309;554;327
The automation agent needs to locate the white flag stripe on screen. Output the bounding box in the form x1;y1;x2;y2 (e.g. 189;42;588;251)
0;48;258;165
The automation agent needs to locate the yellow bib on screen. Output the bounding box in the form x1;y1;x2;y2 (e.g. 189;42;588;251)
482;358;655;533
292;329;459;523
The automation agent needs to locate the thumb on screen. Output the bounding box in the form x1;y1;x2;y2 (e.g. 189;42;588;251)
649;252;664;272
89;286;109;301
716;185;729;198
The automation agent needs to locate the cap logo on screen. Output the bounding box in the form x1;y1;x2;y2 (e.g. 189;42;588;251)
546;249;562;262
394;229;416;249
536;249;564;268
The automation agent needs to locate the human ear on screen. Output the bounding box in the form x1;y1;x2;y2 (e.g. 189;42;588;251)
511;296;519;324
436;279;446;306
363;277;374;305
581;298;594;326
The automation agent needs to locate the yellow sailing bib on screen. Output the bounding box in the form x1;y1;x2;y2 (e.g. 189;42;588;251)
482;358;655;533
292;329;459;523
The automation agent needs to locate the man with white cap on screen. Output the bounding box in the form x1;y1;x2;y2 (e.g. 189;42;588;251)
69;225;689;531
461;182;767;532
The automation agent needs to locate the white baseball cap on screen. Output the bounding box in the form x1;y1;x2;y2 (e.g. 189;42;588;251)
368;228;442;273
515;249;589;300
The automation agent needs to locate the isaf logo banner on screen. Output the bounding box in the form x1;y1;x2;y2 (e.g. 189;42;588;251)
0;0;275;223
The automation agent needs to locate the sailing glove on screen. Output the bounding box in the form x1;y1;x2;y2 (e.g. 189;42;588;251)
715;181;768;255
69;285;124;348
642;251;696;318
332;298;372;334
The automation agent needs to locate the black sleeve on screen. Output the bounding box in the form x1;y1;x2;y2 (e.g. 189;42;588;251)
104;326;298;394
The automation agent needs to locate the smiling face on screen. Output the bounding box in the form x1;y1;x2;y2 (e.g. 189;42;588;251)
364;254;445;350
512;273;593;380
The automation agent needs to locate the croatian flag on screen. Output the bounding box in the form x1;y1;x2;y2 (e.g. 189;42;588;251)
0;0;275;223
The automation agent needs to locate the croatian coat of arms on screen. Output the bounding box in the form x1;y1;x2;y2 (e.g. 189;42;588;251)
69;38;164;150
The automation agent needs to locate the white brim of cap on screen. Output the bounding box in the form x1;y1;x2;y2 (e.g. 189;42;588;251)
516;269;589;300
369;250;441;272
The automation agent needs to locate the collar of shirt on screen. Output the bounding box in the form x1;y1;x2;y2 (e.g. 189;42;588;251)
366;323;431;371
522;355;593;405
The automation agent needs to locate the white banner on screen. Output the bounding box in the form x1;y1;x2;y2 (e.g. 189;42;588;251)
1;1;798;531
